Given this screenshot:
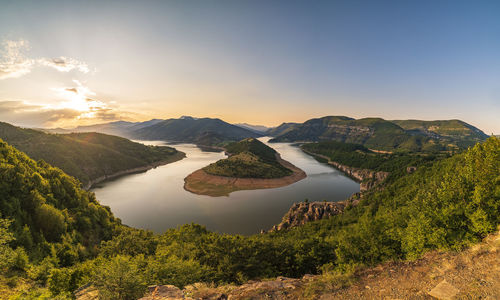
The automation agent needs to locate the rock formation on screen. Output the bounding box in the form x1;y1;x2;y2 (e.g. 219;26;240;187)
269;201;348;232
324;161;389;192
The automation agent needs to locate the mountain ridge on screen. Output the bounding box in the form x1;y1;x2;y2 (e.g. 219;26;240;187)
269;116;488;151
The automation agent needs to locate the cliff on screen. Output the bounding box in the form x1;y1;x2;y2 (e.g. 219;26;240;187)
268;201;347;232
267;150;389;232
302;149;389;191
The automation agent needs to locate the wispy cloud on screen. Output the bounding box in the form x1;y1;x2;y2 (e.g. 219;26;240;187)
0;40;35;79
38;57;89;73
0;100;81;127
0;39;91;79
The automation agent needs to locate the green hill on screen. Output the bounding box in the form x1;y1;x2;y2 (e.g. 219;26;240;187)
0;122;184;187
392;119;489;147
0;133;498;299
0;139;118;265
203;138;292;178
130;116;261;146
269;116;488;151
301;140;442;175
265;122;300;137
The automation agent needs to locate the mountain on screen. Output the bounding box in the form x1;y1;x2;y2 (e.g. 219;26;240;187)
0;122;184;187
265;122;300;136
130;116;262;146
269;116;488;151
391;119;489;147
234;123;271;134
70;119;164;137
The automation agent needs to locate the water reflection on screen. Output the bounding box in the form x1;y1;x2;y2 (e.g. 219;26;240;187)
91;138;359;235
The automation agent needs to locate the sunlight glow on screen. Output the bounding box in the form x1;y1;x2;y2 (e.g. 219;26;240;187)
51;80;106;113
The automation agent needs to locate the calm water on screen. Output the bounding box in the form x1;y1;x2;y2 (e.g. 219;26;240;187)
91;137;359;235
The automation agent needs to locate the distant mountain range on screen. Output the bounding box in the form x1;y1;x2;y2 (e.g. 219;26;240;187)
268;116;488;151
234;123;271;134
54;116;262;146
130;117;261;145
41;115;489;151
265;122;300;137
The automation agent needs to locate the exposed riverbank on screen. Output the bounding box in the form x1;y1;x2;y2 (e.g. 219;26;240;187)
184;155;306;197
84;151;185;190
265;148;390;232
301;148;389;191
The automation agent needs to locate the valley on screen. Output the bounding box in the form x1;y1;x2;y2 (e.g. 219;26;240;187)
0;115;497;299
2;3;499;298
91;137;358;235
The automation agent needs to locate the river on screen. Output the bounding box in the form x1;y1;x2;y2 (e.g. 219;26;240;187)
91;137;359;235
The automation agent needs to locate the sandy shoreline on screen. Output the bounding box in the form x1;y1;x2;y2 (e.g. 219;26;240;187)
183;155;307;197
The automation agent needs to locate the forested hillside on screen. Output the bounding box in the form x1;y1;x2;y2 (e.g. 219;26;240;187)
203;138;292;178
0;139;119;267
269;116;488;151
0;122;184;187
1;137;498;299
301;140;446;177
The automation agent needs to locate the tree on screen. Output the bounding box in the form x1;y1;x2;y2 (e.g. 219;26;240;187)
93;255;147;300
0;218;15;271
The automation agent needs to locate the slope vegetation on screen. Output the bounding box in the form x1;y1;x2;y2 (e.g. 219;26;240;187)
184;138;305;196
0;139;118;265
0;137;498;299
270;116;488;151
204;138;292;179
0;122;184;187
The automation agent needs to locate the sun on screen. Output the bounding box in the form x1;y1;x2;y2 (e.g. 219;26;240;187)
61;90;90;111
52;81;107;114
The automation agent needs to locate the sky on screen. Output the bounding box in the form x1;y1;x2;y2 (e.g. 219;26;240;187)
0;0;499;133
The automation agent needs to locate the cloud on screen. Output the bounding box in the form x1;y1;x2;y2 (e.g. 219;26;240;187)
0;100;81;127
0;39;91;80
0;40;35;79
38;57;89;73
0;80;135;128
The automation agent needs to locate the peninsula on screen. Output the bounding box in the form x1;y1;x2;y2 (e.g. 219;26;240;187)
184;138;306;196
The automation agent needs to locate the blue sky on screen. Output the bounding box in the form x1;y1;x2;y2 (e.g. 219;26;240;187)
0;0;499;133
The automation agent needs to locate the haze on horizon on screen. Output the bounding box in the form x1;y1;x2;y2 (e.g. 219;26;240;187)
0;0;499;134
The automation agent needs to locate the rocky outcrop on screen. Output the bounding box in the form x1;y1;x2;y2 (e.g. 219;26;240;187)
133;230;499;300
269;201;348;232
137;276;308;300
301;149;389;192
267;150;389;232
139;285;185;300
324;160;389;192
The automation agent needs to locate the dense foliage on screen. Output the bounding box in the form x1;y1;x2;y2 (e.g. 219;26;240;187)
203;138;292;178
0;139;118;265
1;137;498;299
301;140;444;176
0;122;183;187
